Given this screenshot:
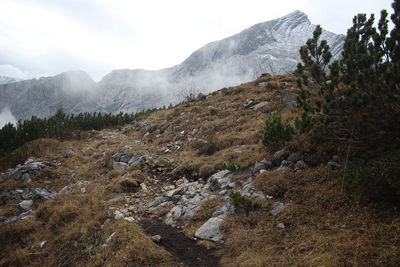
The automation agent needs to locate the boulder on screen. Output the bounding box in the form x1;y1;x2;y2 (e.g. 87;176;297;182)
195;216;224;242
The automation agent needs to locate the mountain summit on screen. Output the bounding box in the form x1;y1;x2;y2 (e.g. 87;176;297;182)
0;11;344;121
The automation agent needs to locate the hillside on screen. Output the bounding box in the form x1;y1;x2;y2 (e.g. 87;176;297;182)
1;74;399;266
0;11;344;122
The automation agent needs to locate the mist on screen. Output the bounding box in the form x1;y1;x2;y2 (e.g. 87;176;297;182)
0;107;17;128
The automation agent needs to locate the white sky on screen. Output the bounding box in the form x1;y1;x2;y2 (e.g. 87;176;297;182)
0;0;394;80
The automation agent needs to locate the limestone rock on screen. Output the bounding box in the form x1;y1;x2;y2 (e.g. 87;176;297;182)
195;216;225;242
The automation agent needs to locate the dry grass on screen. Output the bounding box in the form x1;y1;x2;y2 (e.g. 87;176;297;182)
219;166;400;266
1;74;399;266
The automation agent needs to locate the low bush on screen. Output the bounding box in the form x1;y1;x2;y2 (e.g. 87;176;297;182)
262;114;293;149
229;191;260;216
218;161;241;172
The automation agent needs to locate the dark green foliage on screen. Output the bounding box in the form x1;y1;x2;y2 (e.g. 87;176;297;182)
295;0;400;204
193;140;217;155
228;191;260;216
295;0;400;153
263;114;293;149
347;151;400;203
296;25;332;89
0;108;157;158
218;161;241;172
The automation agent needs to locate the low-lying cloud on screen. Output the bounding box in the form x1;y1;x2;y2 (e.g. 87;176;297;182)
0;107;17;128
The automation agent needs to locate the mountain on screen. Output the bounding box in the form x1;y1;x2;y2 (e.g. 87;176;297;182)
0;71;98;120
0;76;22;85
0;11;345;121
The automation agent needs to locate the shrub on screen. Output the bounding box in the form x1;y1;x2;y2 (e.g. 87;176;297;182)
229;191;260;216
262;114;293;149
193;140;218;155
218;161;241;172
346;150;400;203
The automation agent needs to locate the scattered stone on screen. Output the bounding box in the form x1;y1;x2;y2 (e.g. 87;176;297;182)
269;202;285;216
283;90;298;107
328;161;341;168
32;188;56;201
280;160;295;168
151;235;162;242
250;101;269;110
113;161;129;171
124;217;135;222
18;200;33;211
40;241;47;248
277;223;285;229
275;166;291;172
253;160;272;173
295;160;308;170
114;210;124;220
274;149;288;160
244;99;255;108
106;232;116;243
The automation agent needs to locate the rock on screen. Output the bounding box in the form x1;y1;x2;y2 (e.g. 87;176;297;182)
40;240;47;248
133;121;150;127
32;188;56;201
283;90;298;107
250;101;269;110
275;166;291;172
212;202;234;218
253;160;272;173
208;170;232;192
244;99;255;108
151;235;162;242
140;183;148;192
113;162;129;171
106;232;116;243
128;155;145;166
148;201;173;214
287;152;302;163
295;160;308;170
3;211;32;224
114;210;124;220
124;217;135;222
328;161;341;168
195;216;224;242
18;200;33;211
269;202;285;216
274;149;288;161
108;196;125;203
277;223;285;229
280;160;294;168
257;82;268;87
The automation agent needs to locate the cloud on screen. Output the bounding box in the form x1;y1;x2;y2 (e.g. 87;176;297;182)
0;64;27;79
0;107;17;127
0;0;394;80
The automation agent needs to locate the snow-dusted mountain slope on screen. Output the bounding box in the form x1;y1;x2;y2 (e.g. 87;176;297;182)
0;11;344;121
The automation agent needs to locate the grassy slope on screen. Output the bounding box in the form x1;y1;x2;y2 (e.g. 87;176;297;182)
0;74;399;266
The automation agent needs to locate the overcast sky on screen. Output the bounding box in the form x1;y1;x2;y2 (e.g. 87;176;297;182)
0;0;393;81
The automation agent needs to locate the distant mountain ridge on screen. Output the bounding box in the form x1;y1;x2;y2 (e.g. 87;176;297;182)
0;11;345;121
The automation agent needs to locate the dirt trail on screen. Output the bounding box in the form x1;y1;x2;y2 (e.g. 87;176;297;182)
140;219;220;267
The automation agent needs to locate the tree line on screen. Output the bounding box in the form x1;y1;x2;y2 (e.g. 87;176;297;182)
0;109;156;158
